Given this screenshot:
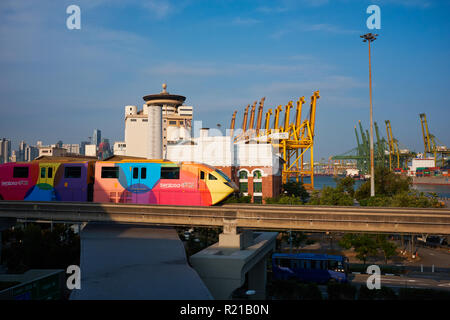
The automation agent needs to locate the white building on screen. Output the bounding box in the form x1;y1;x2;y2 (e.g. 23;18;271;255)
38;146;67;157
63;144;80;155
85;144;97;157
113;142;127;156
124;84;193;159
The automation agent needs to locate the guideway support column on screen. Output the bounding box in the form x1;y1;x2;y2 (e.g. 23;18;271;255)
190;219;277;300
219;219;253;249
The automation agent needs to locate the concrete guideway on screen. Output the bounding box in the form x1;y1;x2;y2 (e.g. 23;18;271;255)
0;201;449;234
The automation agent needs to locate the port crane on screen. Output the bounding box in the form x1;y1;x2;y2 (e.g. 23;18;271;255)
332;120;387;175
230;91;320;190
419;113;450;167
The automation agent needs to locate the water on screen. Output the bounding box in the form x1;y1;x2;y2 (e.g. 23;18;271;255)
301;175;450;199
300;176;364;191
412;184;450;199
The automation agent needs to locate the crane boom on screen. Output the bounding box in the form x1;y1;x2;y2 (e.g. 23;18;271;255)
230;110;237;138
256;97;265;135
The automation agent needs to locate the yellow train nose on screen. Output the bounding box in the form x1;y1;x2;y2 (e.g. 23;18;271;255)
209;181;236;205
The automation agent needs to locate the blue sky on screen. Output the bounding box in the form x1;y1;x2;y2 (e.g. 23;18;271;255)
0;0;449;160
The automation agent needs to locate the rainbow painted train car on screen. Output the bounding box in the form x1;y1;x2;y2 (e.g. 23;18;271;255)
0;157;237;206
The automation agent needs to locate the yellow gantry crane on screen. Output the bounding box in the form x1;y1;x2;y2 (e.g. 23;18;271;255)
419;113;450;167
230;91;320;190
385;120;400;170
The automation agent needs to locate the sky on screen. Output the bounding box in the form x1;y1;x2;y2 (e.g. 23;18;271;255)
0;0;449;160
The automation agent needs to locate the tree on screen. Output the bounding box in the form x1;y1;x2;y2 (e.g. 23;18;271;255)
335;176;356;197
281;231;307;252
2;223;80;273
282;181;309;203
355;167;411;202
376;235;397;264
265;195;304;205
308;186;353;206
339;234;378;265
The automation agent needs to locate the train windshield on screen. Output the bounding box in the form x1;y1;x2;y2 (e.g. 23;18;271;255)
215;169;231;182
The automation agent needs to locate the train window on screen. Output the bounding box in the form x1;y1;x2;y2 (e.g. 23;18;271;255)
215;169;232;182
133;167;139;179
161;167;180;179
41;167;46;178
141;167;147;179
48;167;53;178
64;167;81;179
208;173;217;180
101;167;119;179
13;167;29;178
200;171;205;180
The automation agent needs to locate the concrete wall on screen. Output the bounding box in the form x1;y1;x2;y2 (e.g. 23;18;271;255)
190;231;278;300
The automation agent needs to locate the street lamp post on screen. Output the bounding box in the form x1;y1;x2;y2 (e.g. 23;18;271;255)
361;33;378;197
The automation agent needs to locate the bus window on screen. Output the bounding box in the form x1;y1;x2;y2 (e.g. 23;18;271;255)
291;259;300;269
200;171;205;180
13;167;29;178
48;167;53;178
278;258;290;268
41;167;46;178
141;167;147;179
313;261;318;270
305;260;311;269
329;260;338;269
133;167;139;179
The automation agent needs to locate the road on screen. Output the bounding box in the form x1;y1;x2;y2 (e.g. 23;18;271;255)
351;273;450;291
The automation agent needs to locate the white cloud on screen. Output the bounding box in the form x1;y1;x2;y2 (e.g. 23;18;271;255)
256;6;289;14
231;17;261;26
305;23;359;34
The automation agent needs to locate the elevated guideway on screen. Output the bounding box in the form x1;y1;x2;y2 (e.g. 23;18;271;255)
0;201;449;235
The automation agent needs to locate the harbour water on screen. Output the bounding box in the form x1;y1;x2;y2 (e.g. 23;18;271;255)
302;176;450;199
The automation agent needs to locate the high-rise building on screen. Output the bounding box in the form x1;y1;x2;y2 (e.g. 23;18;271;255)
0;138;11;164
80;141;89;156
93;129;101;147
17;140;27;162
62;144;80;155
24;145;39;162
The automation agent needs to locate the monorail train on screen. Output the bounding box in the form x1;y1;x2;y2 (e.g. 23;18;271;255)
0;158;237;206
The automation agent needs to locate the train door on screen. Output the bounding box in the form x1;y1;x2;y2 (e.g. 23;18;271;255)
198;169;208;205
38;163;59;187
130;165;145;203
37;163;60;201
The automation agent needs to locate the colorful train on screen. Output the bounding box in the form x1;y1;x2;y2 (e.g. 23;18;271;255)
0;157;237;206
